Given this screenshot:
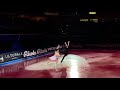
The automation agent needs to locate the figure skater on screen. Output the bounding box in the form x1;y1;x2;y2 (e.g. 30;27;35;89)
61;41;70;63
47;49;60;65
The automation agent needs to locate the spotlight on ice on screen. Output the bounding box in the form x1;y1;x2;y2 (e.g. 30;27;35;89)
62;54;90;78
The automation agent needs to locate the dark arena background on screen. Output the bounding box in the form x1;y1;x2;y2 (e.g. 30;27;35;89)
0;1;120;78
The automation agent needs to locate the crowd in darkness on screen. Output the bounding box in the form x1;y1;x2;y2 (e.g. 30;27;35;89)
0;15;56;53
0;35;62;54
1;14;120;53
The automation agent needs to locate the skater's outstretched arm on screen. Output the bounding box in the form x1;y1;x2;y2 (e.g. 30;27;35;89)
61;41;70;63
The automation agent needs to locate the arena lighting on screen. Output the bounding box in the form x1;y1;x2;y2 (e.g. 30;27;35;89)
89;12;96;14
18;15;47;21
44;12;59;15
80;19;89;22
90;19;98;23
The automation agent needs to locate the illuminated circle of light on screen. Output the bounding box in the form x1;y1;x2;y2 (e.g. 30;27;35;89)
25;54;90;78
64;54;90;78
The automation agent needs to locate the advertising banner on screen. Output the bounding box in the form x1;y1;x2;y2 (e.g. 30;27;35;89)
0;44;63;63
0;51;23;63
